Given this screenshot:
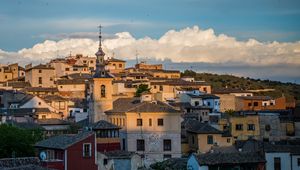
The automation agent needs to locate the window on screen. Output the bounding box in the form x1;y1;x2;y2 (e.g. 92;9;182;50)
103;158;108;165
163;139;172;151
122;139;126;150
248;124;255;131
297;158;300;166
192;135;195;144
39;70;42;73
38;77;42;84
136;139;145;151
207;135;213;144
65;68;70;71
149;119;152;126
203;87;207;92
38;102;41;105
154;85;157;89
236;124;243;131
46;150;55;160
50;77;53;81
137;119;143;126
5;75;7;79
274;157;281;170
159;85;163;91
83;143;92;157
119;64;122;68
158;119;164;126
42;115;46;119
248;103;252;106
194;101;199;106
207;102;211;106
254;102;258;106
101;85;106;97
227;138;231;143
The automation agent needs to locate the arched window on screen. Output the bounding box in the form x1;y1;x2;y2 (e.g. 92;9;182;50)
101;85;106;97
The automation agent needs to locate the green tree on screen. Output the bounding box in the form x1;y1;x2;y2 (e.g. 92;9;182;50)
135;84;150;97
0;124;43;158
225;109;235;116
181;69;196;77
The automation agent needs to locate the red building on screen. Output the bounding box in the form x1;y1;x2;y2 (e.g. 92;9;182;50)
92;120;121;152
35;131;98;170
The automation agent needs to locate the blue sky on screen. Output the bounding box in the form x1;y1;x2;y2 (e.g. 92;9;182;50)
1;0;300;51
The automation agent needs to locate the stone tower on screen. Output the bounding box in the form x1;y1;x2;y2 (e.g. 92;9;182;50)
89;25;113;123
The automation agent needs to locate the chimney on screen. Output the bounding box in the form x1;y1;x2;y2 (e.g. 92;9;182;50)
140;92;153;102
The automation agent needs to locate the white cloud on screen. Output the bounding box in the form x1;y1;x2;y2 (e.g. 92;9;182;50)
1;25;300;67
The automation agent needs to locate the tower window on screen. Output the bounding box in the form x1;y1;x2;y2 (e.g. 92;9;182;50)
101;85;106;97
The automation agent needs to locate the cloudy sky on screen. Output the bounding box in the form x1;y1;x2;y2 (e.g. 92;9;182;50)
0;0;300;82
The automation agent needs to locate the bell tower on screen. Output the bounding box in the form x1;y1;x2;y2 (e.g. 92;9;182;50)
89;25;113;123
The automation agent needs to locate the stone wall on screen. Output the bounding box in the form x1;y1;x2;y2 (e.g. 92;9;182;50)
0;157;55;170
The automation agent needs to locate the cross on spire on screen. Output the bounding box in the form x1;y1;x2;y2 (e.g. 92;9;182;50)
98;25;102;48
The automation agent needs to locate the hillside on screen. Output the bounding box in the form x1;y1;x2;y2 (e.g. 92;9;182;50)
181;70;300;104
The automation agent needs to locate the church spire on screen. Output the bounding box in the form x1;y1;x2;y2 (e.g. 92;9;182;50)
94;25;110;78
95;25;105;57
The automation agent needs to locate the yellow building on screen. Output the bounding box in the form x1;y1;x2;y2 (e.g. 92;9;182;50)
89;27;114;123
230;114;260;140
184;119;232;153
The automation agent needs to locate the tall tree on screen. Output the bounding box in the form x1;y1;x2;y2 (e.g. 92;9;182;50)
0;124;43;158
135;84;150;97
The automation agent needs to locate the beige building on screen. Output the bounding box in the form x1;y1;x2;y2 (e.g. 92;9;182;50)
43;95;69;119
135;62;162;70
23;87;59;97
106;57;126;73
57;79;87;99
112;80;149;99
25;64;55;87
213;89;253;112
105;95;182;167
0;63;21;82
150;80;211;101
50;57;92;78
66;54;96;71
183;119;232;153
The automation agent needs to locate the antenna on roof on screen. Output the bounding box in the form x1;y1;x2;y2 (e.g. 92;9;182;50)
69;51;72;57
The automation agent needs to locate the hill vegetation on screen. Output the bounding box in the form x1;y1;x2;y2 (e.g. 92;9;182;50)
181;70;300;104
